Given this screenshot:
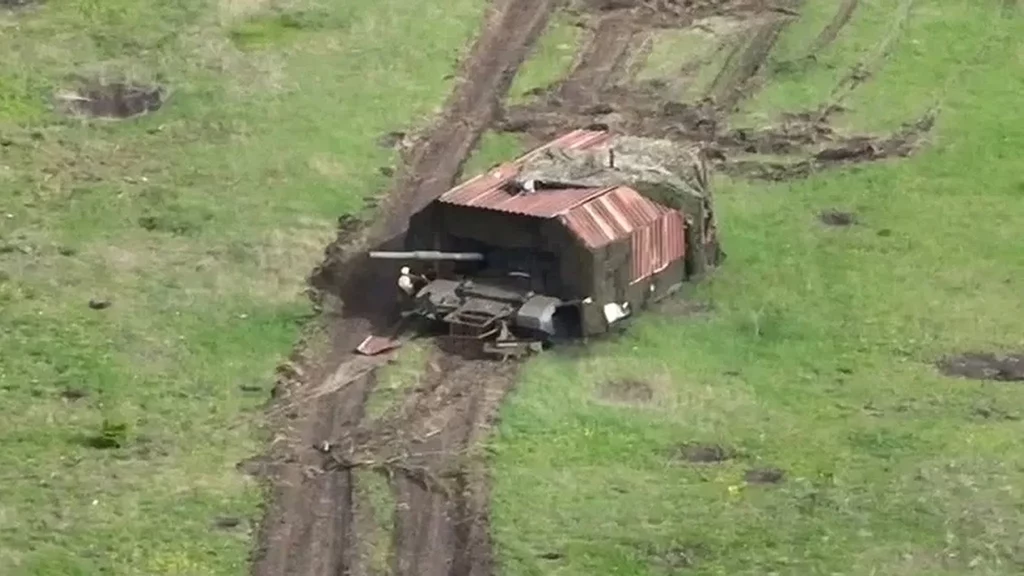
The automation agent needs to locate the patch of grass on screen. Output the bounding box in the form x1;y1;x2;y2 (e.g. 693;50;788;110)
227;7;350;50
460;131;526;179
491;3;1024;576
636;17;741;102
736;0;911;126
0;0;489;573
354;470;395;575
365;341;430;420
507;14;581;102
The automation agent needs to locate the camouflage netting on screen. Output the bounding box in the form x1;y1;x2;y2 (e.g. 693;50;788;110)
514;135;722;273
514;135;711;217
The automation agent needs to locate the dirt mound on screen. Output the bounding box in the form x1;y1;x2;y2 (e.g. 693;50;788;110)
597;378;654;404
676;442;733;463
819;210;857;227
57;82;164;119
745;466;785;484
937;352;1024;382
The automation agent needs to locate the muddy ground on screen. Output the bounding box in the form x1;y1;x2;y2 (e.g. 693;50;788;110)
251;1;558;575
499;0;933;181
251;1;935;575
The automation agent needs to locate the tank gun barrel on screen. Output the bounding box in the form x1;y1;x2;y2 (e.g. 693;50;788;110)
368;250;485;261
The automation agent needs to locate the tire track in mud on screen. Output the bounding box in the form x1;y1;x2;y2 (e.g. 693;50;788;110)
807;0;859;55
377;353;520;576
559;14;639;104
706;14;791;109
500;0;935;182
251;0;558;574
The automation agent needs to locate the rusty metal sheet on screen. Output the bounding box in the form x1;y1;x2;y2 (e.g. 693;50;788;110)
630;209;686;283
438;130;613;216
559;186;669;249
355;335;402;356
445;185;611;217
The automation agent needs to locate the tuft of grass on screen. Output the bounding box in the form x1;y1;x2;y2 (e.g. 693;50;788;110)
354;470;395;575
365;341;430;420
0;0;490;573
460;131;526;178
490;2;1024;575
227;8;350;50
507;13;582;103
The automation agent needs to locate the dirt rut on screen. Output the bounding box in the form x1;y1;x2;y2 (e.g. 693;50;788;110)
500;0;934;181
250;0;558;574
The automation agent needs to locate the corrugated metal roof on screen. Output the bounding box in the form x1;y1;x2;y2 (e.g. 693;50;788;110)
559;187;671;249
438;129;614;215
437;130;680;249
446;185;615;218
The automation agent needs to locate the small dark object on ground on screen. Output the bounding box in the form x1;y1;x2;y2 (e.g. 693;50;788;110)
82;420;128;449
377;131;406;148
819;210;857;226
60;82;164;119
745;467;785;484
88;298;112;310
213;516;242;529
57;246;77;256
239;385;263;393
972;405;1020;421
60;388;88;401
379;166;395;177
937;352;1024;382
678;443;734;463
538;551;563;560
598;378;654;404
236;456;266;477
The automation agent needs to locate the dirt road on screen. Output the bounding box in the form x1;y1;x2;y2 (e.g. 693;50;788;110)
249;0;557;575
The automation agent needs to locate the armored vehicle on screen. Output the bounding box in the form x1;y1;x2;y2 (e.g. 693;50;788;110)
368;129;721;358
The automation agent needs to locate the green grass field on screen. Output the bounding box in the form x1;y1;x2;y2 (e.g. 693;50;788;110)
490;2;1024;575
4;0;1024;574
0;0;488;573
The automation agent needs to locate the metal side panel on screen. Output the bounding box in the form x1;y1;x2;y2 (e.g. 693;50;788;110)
516;295;562;334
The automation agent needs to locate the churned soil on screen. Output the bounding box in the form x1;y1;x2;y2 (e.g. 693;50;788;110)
58;82;164;119
250;1;559;575
499;0;933;182
937;352;1024;382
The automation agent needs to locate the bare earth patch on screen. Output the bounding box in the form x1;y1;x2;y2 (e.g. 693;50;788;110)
56;82;165;119
745;466;785;484
675;442;734;463
597;378;655;405
937;352;1024;382
819;209;857;227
